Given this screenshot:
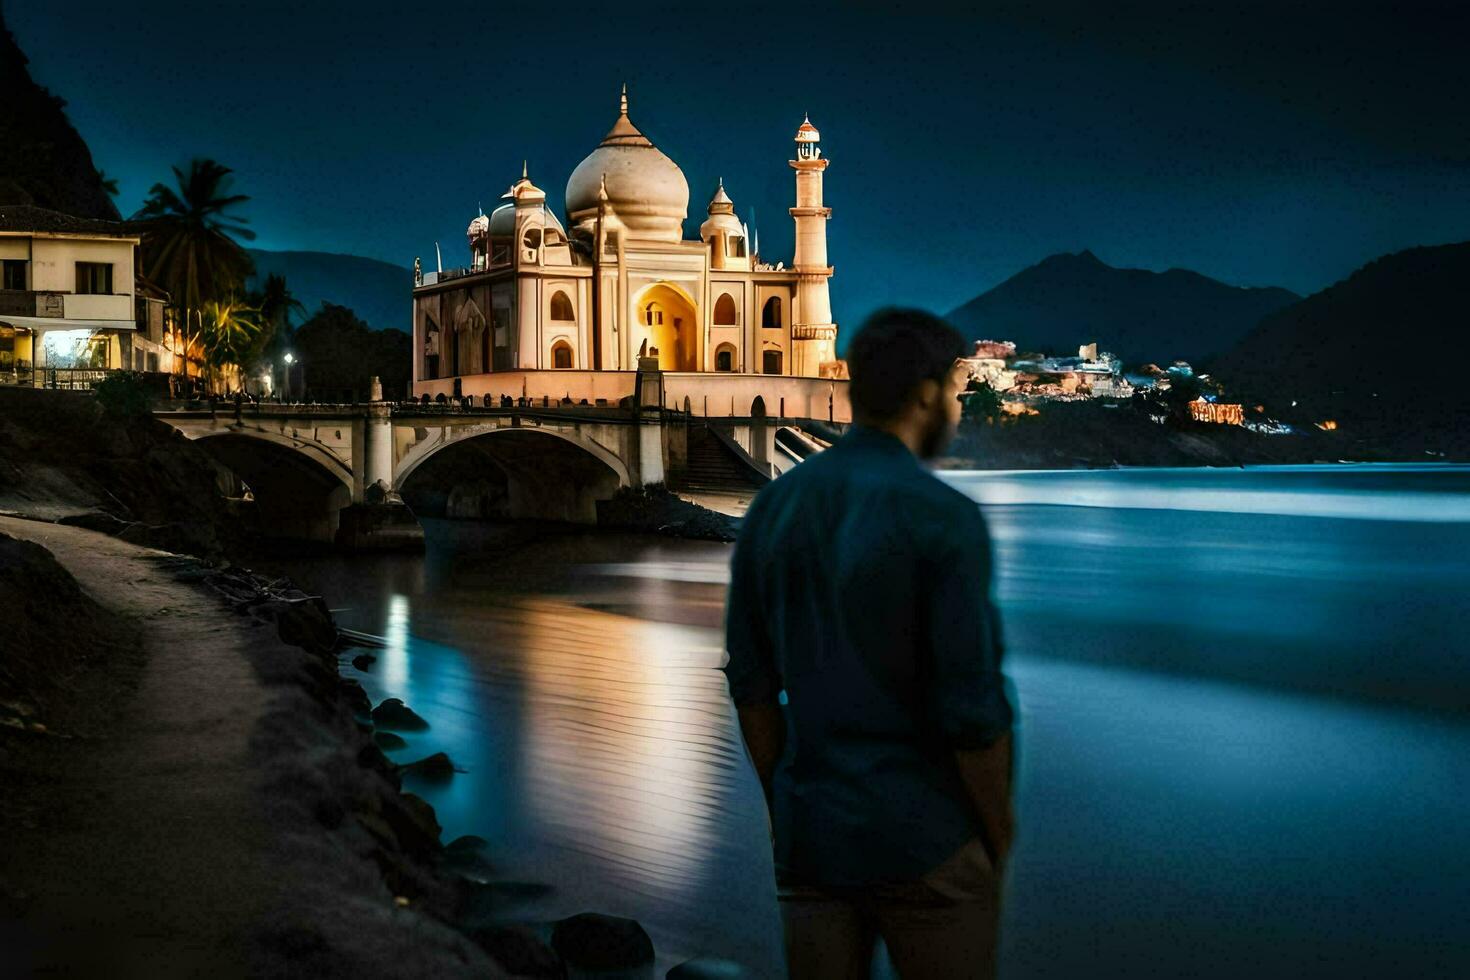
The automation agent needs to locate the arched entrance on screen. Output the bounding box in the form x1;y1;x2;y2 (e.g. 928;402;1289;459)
635;283;698;372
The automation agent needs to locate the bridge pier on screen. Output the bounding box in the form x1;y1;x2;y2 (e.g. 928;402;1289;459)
335;400;425;551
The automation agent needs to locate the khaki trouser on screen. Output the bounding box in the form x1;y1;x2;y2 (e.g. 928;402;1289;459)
778;838;1001;980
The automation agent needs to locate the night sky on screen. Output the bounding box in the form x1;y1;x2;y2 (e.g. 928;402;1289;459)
12;1;1468;326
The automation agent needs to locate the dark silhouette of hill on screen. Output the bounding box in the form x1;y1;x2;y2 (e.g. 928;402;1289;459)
946;250;1298;365
0;9;119;219
247;249;412;333
1210;242;1470;456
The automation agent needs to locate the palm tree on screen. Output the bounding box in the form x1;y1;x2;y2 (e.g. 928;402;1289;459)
249;272;305;359
131;159;255;390
199;299;261;392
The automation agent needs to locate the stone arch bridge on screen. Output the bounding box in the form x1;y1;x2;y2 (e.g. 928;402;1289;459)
157;367;850;549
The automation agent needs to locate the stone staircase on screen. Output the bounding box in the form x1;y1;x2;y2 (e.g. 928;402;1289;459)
674;425;769;494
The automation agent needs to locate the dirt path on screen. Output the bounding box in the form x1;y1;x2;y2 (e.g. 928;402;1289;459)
0;516;285;974
0;517;496;977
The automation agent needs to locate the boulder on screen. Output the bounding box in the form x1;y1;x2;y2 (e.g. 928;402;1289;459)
373;731;407;750
400;751;457;779
469;925;565;978
260;598;338;652
381;791;441;856
371;697;429;731
351;653;377;671
551;913;654;974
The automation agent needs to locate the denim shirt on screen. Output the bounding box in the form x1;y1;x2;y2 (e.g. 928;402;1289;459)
724;425;1014;887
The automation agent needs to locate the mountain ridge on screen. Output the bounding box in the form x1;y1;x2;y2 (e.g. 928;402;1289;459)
946;250;1300;365
246;248;412;333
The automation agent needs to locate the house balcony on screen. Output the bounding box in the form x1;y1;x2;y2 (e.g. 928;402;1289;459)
0;290;134;326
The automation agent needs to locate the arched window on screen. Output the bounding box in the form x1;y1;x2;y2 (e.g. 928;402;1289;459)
762;350;783;375
549;290;574;321
551;340;573;369
644;302;664;326
713;293;737;325
522;228;542;251
715;344;736;372
762;296;782;329
728;235;746;258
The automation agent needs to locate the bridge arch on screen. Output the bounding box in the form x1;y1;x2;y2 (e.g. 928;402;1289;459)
396;423;629;524
190;430;354;543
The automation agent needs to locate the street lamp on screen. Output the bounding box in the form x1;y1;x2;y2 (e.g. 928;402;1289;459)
282;352;296;401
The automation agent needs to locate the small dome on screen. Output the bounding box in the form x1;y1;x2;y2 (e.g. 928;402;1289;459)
467;212;490;242
566;86;688;243
795;114;820;143
487;203;517;236
700;178;742;242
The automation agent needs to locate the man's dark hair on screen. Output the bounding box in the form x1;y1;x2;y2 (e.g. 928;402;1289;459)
846;307;967;422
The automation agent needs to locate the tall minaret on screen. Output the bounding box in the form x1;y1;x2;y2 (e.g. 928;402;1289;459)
789;115;837;376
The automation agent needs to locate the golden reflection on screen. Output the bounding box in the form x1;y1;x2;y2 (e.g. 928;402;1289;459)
475;598;757;905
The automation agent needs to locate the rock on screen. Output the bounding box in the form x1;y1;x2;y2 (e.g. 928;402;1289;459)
357;744;399;786
371;697;429;731
381;791;441;856
400;751;457;779
373;731;407;750
260;598;338;652
469;925;565;978
445;834;489;853
339;678;371;715
667;958;749;979
551;913;654;974
351;653;377;671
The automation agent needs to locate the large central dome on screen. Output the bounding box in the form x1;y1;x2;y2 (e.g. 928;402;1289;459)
566;88;689;243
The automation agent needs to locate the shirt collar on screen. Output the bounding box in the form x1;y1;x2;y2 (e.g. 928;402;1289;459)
844;424;914;457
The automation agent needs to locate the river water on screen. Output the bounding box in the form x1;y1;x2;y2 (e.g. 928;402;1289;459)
270;464;1470;978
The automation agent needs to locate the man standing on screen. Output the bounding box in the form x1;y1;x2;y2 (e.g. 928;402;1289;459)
724;308;1015;979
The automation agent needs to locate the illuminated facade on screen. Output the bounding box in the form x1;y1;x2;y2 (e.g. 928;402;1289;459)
411;89;842;393
0;205;174;384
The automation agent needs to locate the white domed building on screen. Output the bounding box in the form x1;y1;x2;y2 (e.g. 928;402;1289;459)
411;88;840;389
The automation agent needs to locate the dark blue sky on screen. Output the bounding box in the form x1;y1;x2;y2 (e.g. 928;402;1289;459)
12;1;1468;325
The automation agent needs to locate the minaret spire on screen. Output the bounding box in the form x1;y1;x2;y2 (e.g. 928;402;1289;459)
620;83;628;116
789;114;836;375
522;159;528;179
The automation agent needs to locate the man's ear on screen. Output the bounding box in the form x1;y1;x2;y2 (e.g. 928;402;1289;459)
912;377;941;411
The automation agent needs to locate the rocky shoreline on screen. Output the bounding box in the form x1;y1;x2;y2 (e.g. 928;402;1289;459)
2;519;745;977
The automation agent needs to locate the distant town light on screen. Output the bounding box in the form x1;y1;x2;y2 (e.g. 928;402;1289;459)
284;352;295;364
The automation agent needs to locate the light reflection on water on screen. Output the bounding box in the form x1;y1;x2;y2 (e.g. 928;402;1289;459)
271;465;1470;978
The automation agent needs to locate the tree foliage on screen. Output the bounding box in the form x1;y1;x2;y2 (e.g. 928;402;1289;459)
131;159;256;386
293;303;411;401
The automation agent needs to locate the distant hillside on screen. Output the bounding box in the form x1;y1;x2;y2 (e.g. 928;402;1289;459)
946;250;1299;365
247;249;412;333
1210;242;1470;454
0;10;119;219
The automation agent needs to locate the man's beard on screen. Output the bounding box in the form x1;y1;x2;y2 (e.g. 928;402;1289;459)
917;407;956;461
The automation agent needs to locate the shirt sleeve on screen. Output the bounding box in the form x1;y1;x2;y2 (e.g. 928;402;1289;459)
723;514;781;705
925;506;1013;748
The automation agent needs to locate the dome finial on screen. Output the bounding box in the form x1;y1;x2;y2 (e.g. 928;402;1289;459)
522;159;528;179
620;83;628;116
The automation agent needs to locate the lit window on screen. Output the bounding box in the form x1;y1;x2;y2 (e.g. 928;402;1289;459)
550;291;574;321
